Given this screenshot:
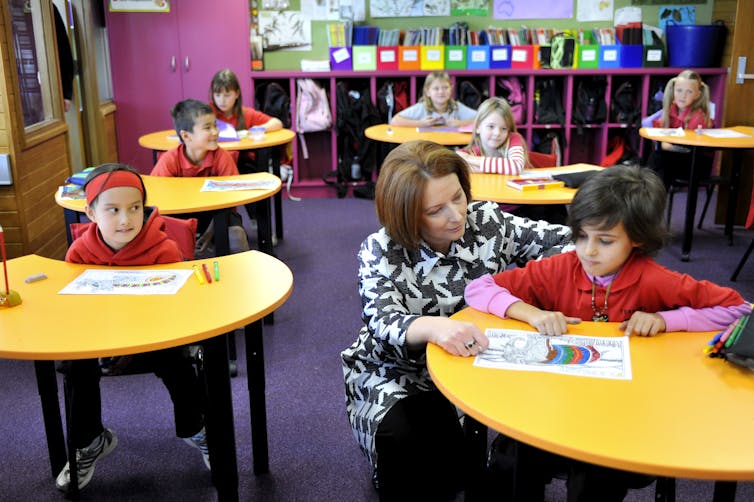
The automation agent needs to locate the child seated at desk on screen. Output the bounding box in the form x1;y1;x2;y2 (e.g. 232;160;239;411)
464;164;750;502
209;68;283;173
390;71;476;128
457;97;567;224
151;98;249;256
57;164;210;494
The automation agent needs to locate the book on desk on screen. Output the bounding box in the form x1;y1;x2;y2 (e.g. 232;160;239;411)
506;177;565;191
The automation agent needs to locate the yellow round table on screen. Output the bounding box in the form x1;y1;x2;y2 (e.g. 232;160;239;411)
138;128;295;241
471;164;601;204
427;308;754;501
0;252;292;500
365;123;472;146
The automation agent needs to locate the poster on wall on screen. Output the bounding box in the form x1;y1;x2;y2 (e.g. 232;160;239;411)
452;0;488;16
302;0;366;21
109;0;170;12
577;0;613;22
371;0;450;18
658;6;695;32
259;10;312;51
493;0;573;20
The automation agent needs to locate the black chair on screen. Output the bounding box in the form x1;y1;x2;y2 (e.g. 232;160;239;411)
666;175;729;229
731;184;754;281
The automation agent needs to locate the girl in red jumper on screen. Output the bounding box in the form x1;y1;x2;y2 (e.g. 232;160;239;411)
464;164;749;502
57;164;210;494
649;69;714;189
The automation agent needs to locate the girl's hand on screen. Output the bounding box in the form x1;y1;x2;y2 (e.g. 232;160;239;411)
445;118;460;127
419;116;438;127
620;312;665;337
429;318;489;357
455;151;481;170
527;310;581;336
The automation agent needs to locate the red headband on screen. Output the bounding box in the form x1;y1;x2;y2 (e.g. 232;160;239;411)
85;170;145;205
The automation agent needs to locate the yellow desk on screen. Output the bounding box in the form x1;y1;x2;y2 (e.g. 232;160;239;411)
471;164;601;205
639;126;754;261
138;128;295;241
365;123;472;146
427;308;754;501
0;252;293;501
56;172;280;257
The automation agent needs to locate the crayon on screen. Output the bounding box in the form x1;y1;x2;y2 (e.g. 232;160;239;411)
202;263;213;284
213;260;220;281
192;265;205;285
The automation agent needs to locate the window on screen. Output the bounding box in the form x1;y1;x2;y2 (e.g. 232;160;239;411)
8;0;56;128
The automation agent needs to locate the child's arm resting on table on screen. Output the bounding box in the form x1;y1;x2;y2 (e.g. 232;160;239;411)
465;274;580;335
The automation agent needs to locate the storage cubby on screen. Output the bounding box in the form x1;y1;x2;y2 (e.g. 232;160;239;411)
250;68;727;198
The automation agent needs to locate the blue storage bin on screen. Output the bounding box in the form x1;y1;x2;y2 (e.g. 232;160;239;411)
620;44;643;68
666;23;727;68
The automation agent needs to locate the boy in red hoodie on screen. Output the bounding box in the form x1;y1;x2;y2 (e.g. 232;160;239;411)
57;164;209;494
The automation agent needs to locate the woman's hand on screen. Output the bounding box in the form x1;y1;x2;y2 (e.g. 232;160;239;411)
408;316;488;357
620;312;665;337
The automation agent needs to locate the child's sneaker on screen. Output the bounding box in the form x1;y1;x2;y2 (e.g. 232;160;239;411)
228;225;250;254
55;428;117;492
183;427;211;469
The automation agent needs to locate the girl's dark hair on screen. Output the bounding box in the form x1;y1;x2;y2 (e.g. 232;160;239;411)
210;69;246;130
568;165;669;256
84;163;147;206
375;140;471;250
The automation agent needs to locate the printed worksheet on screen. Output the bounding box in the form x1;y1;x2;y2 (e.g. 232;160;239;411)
200;179;278;192
59;269;193;295
474;328;632;380
700;129;752;138
641;127;685;138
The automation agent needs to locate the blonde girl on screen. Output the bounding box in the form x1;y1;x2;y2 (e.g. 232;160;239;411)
457;97;528;174
391;71;477;128
650;69;714;188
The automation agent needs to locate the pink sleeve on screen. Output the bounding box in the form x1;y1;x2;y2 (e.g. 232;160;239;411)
465;274;523;318
659;303;752;332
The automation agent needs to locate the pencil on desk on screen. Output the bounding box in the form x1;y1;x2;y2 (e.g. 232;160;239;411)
202;263;213;284
213;260;220;281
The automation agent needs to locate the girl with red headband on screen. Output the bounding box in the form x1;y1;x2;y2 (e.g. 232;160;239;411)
57;164;210;494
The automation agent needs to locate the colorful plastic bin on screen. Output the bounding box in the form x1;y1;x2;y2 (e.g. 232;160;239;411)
329;47;352;71
352;46;377;71
398;46;421;70
376;46;399;70
445;45;467;70
489;45;512;69
599;45;621;69
576;44;599;69
620;44;643;68
510;45;535;69
421;45;445;70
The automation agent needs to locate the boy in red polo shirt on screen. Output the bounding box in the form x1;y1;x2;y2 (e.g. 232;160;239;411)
151;99;249;255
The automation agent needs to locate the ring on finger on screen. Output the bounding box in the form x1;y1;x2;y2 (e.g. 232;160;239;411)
464;340;477;349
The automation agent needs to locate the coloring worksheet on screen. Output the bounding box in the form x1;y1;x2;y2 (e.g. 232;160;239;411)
200;179;279;191
59;269;193;295
474;329;632;380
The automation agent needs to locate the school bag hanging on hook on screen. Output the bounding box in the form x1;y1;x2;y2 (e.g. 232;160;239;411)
296;78;332;159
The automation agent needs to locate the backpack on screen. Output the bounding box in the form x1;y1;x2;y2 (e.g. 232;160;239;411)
549;33;576;69
324;81;381;197
610;81;640;126
377;80;408;123
534;78;564;125
458;80;486;110
257;81;291;128
572;77;607;132
496;76;526;124
296;78;332;158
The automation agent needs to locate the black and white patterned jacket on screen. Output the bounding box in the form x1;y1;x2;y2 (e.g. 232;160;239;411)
341;201;572;466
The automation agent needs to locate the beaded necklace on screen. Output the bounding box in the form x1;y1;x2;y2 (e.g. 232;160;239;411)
591;279;612;322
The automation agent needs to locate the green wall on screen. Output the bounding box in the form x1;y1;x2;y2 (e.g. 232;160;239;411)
260;0;714;70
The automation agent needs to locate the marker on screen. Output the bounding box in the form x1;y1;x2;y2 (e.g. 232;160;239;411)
192;265;205;285
202;263;213;284
213;260;220;281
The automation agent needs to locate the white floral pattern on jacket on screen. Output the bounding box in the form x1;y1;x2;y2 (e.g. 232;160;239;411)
341;201;572;467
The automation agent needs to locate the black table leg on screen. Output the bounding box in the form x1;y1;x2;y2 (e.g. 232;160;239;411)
725;150;743;245
654;476;676;502
202;334;239;502
463;416;488;502
256;146;284;241
681;146;700;262
244;320;270;475
33;361;67;478
211;211;239;371
712;481;737;502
